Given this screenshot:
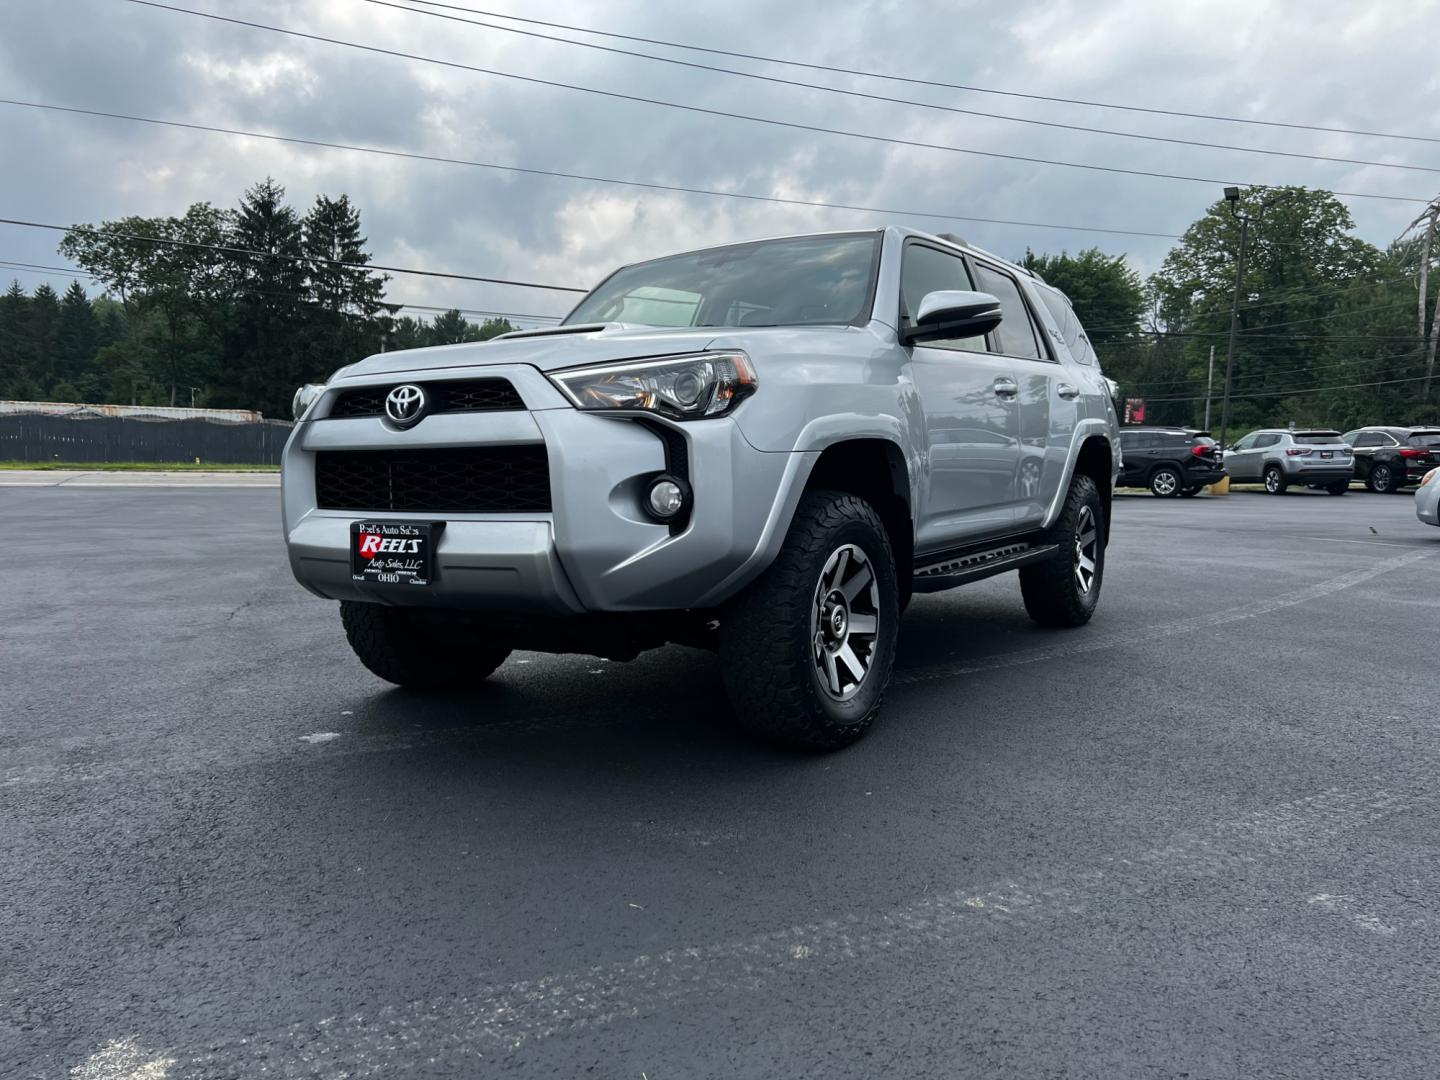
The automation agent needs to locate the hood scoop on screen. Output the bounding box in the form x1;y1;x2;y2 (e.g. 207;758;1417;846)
495;322;617;341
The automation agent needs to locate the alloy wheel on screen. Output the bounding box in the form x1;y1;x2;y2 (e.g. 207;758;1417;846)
1152;470;1179;496
1074;504;1099;595
1265;469;1282;493
810;544;881;701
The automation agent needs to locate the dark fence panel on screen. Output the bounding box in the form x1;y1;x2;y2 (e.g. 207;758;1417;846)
0;415;293;465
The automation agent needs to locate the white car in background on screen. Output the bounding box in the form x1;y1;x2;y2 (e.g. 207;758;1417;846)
1416;468;1440;528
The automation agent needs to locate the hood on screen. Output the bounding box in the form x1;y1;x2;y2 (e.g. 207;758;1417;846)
334;322;865;380
338;323;730;378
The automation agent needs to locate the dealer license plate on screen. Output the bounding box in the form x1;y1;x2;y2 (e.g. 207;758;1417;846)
350;521;435;586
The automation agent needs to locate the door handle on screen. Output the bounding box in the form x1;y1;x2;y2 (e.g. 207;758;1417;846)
993;377;1018;399
1056;382;1080;400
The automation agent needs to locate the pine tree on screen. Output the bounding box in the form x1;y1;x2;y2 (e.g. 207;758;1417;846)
219;178;308;415
55;280;99;399
0;280;30;397
28;284;62;395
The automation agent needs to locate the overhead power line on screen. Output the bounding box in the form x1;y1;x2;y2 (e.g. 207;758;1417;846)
400;0;1440;148
0;216;587;292
125;1;1432;204
1122;350;1431;391
1142;373;1433;404
0;98;1186;241
365;0;1440;176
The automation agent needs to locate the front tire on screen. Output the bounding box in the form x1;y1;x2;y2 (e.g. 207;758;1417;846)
1263;465;1288;495
719;490;899;751
1149;466;1182;498
1020;474;1104;628
340;601;511;689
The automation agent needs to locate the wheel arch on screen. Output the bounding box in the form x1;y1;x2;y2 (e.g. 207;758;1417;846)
800;438;915;605
1070;433;1115;544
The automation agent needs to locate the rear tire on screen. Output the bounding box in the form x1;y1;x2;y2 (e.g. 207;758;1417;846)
1325;482;1349;495
340;601;511;689
1149;466;1182;497
1263;465;1288;495
719;490;899;751
1020;474;1104;628
1368;463;1396;493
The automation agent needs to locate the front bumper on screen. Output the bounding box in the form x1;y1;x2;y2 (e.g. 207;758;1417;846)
282;364;812;613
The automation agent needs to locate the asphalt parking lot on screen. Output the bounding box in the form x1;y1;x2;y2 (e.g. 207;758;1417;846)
4;484;1438;1079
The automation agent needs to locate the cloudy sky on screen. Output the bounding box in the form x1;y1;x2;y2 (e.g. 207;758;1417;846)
2;0;1438;324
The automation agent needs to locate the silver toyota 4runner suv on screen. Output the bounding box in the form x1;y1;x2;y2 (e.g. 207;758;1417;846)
283;228;1120;749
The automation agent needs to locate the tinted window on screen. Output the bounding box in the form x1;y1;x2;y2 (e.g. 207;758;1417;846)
1036;287;1095;365
1154;431;1189;447
1254;434;1281;448
1120;430;1141;450
1295;434;1345;445
972;264;1042;360
1354;432;1384;447
899;243;984;352
565;233;879;328
1408;431;1440;448
1234;434;1258;450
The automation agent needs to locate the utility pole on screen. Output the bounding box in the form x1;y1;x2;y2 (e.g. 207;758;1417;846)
1218;206;1249;450
1204;345;1216;431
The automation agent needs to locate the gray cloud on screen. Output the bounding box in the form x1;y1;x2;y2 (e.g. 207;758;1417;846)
2;0;1437;322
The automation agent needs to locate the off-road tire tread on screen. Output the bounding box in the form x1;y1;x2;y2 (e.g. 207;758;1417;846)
1019;474;1103;628
719;490;898;751
341;601;510;689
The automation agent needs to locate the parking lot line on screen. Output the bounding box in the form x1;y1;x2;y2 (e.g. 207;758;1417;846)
171;782;1423;1077
1287;535;1423;549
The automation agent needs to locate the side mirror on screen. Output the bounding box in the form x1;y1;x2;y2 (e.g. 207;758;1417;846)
292;383;325;420
901;290;1003;345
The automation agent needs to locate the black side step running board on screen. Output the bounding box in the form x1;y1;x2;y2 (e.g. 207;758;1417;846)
911;541;1060;592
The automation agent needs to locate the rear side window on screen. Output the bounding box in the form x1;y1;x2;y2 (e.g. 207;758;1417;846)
1155;431;1189;447
972;264;1043;360
1254;434;1281;448
1036;288;1095;366
899;243;985;352
1354;431;1385;447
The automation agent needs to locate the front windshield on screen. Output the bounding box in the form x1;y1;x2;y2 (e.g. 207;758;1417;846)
564;233;880;329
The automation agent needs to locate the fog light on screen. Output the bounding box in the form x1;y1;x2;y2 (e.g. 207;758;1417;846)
646;477;687;520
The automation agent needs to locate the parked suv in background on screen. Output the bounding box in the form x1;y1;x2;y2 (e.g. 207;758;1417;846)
282;228;1120;749
1117;427;1225;497
1224;429;1353;494
1340;426;1440;493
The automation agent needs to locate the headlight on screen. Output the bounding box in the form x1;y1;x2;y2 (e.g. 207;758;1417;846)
548;351;756;420
1422;468;1439;488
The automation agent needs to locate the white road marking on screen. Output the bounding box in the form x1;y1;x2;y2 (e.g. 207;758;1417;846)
1289;535;1418;549
299;732;342;744
175;784;1419;1078
1307;893;1398;935
71;1038;175;1080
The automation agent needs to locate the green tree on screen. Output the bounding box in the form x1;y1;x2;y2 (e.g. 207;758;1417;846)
55;280;99;398
215;178;309;416
1143;187;1390;434
1020;248;1145;346
0;280;32;397
28;284;62;394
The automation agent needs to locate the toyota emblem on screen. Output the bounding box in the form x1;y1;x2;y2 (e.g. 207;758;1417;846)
384;384;427;426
